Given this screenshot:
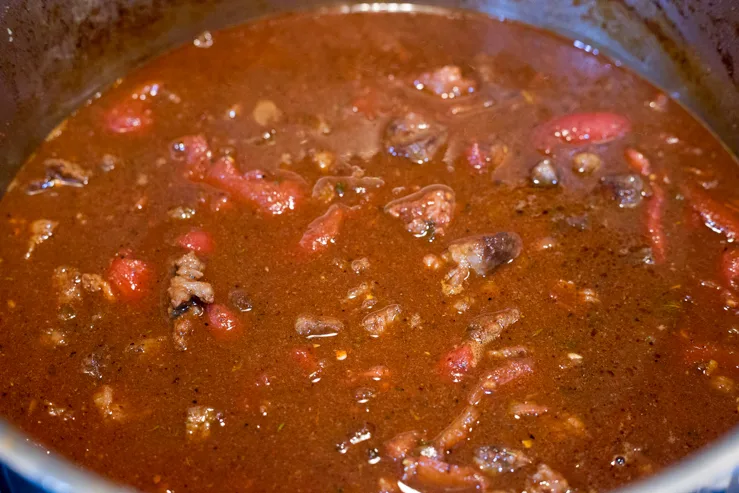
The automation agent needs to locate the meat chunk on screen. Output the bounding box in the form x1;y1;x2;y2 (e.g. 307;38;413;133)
299;204;351;253
168;252;214;310
438;308;521;381
385;185;456;238
25;219;58;259
27;159;90;195
467;309;521;347
384;113;448;164
468;359;534;405
402;457;490;491
362;304;402;337
601;174;644;208
295;315;344;338
172;311;198;351
312;176;385;203
414;65;477;99
92;385;126;421
53;266;115;304
525;464;572;493
185;405;224;440
80;274;115;301
385;430;422;461
473;446;531;475
448;232;523;276
433;405;481;453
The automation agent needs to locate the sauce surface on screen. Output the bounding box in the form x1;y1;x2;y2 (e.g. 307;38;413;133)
1;9;739;493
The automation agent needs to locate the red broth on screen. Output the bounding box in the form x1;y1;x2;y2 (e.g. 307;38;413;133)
1;9;738;493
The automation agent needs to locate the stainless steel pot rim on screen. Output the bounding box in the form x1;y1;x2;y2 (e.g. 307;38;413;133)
0;2;736;492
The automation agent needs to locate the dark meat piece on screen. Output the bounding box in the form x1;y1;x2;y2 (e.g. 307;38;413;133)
228;289;253;312
27;159;90;195
448;232;523;276
168;252;214;310
530;159;559;187
362;304;402;337
402;457;490;491
433;405;481;453
533;112;631;154
53;266;115;304
173;311;199;351
414;65;477;99
467;309;521;347
438;308;521;381
473;445;531;475
384;185;456;238
384;113;448;164
312;176;385;203
384;430;422;461
295;315;344;338
25;219;58;259
468;359;534;405
525;464;573;493
601;174;644;209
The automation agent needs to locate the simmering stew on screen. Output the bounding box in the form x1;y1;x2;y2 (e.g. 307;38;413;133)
1;9;739;493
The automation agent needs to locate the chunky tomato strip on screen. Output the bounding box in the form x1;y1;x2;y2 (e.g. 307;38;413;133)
625;147;652;176
533;112;631;153
206;303;243;340
298;204;349;253
683;184;739;240
202;159;305;215
107;252;153;302
722;249;739;291
104;98;153;134
176;230;215;255
646;183;667;264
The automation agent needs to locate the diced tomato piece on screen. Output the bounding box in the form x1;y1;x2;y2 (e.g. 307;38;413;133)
206;303;243;340
202;158;305;215
438;343;475;382
683;184;739;240
176;230;215;255
290;346;322;377
298;204;349;253
721;249;739;291
625;147;652;176
533;112;631;153
104;98;153;134
107;252;152;302
646;183;667;264
171;134;211;175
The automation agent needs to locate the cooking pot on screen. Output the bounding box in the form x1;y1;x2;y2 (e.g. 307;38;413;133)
0;1;737;492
